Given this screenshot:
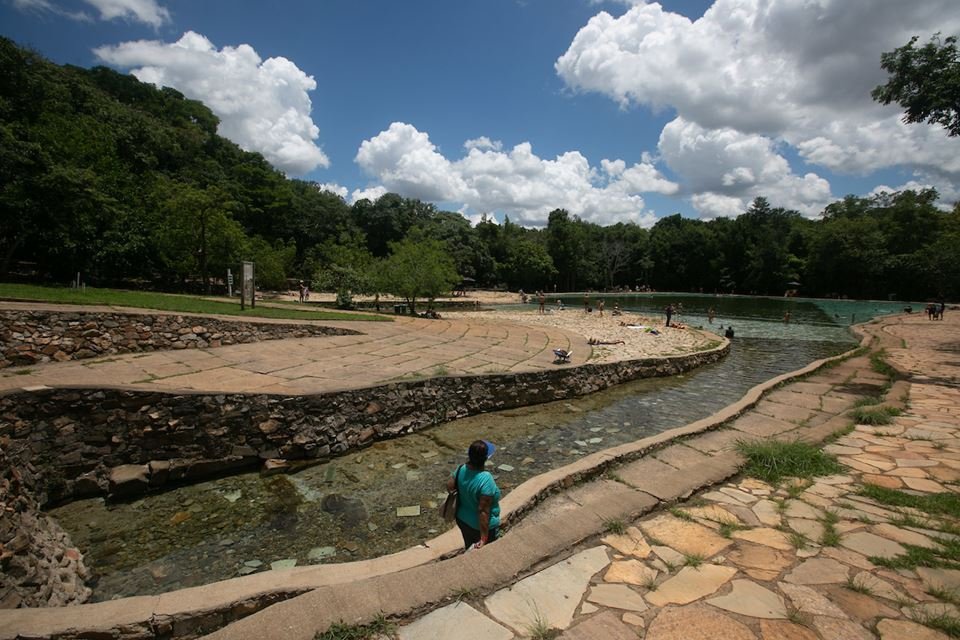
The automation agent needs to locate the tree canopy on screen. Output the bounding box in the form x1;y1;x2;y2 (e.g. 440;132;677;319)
872;33;960;136
1;36;958;302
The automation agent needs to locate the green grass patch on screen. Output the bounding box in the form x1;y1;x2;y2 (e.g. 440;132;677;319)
849;404;901;425
870;349;897;378
858;485;960;519
604;518;626;535
314;614;395;640
852;396;882;408
908;608;960;637
736;439;843;484
683;553;705;567
0;283;387;322
669;507;695;522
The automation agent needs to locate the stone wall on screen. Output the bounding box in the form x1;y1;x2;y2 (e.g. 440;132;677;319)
0;344;728;505
0;310;360;368
0;342;725;610
0;447;91;608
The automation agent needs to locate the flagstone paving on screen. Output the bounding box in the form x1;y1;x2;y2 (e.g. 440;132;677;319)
0;302;592;394
388;313;960;639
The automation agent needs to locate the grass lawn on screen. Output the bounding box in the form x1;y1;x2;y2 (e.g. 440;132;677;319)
0;283;389;322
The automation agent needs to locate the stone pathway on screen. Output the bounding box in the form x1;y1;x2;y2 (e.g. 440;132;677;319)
387;319;960;639
0;302;591;394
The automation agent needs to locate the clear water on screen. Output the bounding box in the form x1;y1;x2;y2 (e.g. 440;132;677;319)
51;295;875;601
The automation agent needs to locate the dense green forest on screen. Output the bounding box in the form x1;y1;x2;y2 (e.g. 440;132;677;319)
1;37;957;302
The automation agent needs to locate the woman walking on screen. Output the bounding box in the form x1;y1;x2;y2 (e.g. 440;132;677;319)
446;440;502;550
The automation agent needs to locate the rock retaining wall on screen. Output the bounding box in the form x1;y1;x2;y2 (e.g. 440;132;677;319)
0;447;91;609
0;342;726;612
0;310;360;368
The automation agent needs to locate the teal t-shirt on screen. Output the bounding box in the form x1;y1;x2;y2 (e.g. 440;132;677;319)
453;465;501;530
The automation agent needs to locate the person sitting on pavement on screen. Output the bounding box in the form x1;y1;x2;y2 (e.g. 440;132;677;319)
446;440;501;550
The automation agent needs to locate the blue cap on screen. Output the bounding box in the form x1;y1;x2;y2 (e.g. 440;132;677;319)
468;440;496;460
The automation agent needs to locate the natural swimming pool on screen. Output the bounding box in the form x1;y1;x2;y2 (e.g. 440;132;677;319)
51;294;897;600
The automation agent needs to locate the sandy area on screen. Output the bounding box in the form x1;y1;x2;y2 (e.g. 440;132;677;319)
443;307;723;363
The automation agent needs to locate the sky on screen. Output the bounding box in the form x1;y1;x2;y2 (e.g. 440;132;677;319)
3;0;959;228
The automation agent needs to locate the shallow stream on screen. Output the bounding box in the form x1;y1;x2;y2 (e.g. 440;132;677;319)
51;295;897;600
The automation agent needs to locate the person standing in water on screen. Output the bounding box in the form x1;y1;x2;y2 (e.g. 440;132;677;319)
446;440;501;550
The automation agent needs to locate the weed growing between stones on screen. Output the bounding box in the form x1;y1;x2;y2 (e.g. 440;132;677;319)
789;531;810;549
858;485;960;519
870;349;897;378
844;575;872;595
849;405;902;425
683;553;705;567
668;507;695;522
526;610;561;640
604;518;626;535
928;586;960;607
907;607;960;638
736;439;843;484
824;423;855;444
718;521;748;538
314;614;396;640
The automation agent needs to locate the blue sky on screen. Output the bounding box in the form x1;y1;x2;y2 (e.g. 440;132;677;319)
3;0;957;226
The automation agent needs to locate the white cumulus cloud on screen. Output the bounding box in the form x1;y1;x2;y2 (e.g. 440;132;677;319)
355;122;677;226
557;0;960;215
94;31;329;175
12;0;169;25
85;0;169;27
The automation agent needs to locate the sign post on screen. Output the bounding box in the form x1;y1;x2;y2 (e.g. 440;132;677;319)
227;268;234;297
240;261;255;310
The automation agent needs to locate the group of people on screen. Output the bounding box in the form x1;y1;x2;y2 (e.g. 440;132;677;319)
926;301;946;320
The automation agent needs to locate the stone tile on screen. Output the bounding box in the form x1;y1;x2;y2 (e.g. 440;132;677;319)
731;413;798;438
706;579;787;619
586;584;648;612
788;518;824;542
853;571;906;602
655;444;711;470
810;615;874;640
823;585;900;623
603;560;658;586
779;582;848;618
916;567;960;592
731;527;793;551
758;620;819;640
726;542;791;581
821;547;876;571
876;618;951;640
903;477;948;492
601;527;652;559
784;558;850;585
719;487;758;504
651;545;686;568
751;500;783;527
621;612;644;627
684;504;741;525
872;523;942;550
560;610;638;640
862;473;903;489
484;546;610;634
644;605;755;640
398;602;513;640
841;532;907;559
785;500;822;520
638;515;732;558
645;565;737;607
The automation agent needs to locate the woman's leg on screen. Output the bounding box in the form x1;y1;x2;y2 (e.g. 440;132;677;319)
456;518;481;550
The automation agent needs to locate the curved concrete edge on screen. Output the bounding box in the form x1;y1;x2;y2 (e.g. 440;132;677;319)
0;330;865;640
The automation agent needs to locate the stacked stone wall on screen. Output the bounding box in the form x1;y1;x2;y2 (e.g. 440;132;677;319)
0;341;726;611
0;310;360;368
0;447;91;608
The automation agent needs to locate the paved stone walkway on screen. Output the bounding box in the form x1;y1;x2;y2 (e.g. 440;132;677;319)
4;313;957;640
384;315;960;640
0;302;590;394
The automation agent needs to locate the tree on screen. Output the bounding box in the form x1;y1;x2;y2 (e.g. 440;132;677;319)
872;33;960;136
378;239;459;315
313;232;375;308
